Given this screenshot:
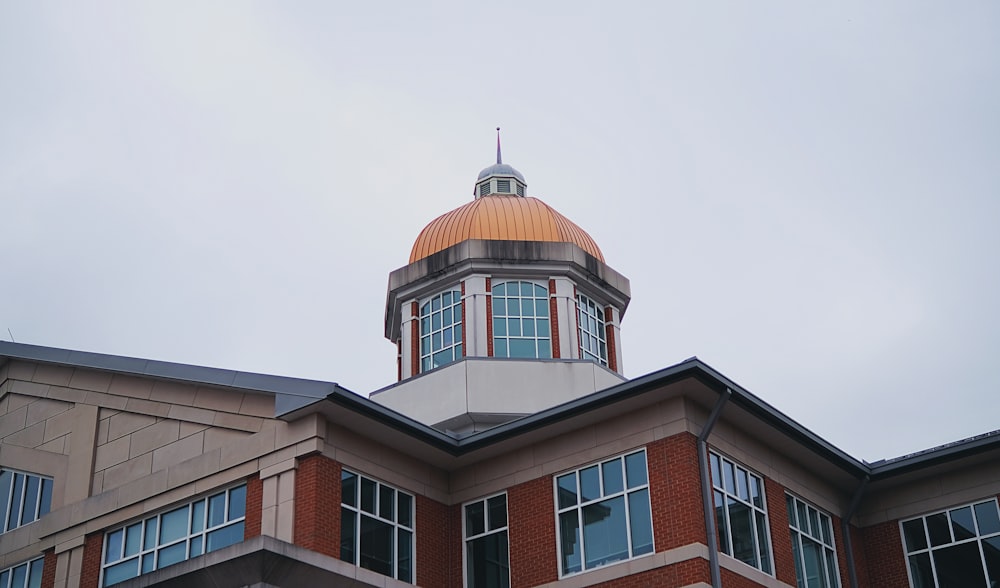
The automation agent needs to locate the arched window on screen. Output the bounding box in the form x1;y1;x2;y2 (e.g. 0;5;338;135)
420;290;463;372
492;281;551;359
576;294;608;366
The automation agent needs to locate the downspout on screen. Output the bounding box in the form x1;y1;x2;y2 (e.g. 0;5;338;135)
842;475;869;588
698;387;732;588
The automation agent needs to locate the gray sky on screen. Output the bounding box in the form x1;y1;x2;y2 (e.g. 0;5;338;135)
2;2;998;462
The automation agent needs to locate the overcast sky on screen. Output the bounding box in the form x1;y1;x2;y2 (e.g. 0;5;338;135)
2;2;998;462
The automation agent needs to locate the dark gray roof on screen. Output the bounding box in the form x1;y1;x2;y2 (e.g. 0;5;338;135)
476;163;526;183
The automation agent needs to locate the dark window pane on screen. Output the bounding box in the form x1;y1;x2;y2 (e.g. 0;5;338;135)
509;339;535;358
791;534;805;586
208;492;226;527
824;548;839;588
467;531;509;588
144;518;158;550
361;478;377;514
902;518;928;552
932;542;987;588
0;470;11;531
9;473;24;531
625;452;647;488
714;490;730;555
756;510;772;574
950;506;976;541
493;283;505;296
21;476;39;525
494;339;508;357
156;542;186;569
359;516;393;577
466;501;486;537
398;529;413;583
228;486;246;520
190;535;203;557
728;497;757;567
105;529;124;564
340;509;356;563
124;523;142;557
379;485;395;521
820;513;832;545
724;462;736;495
206;522;244;552
141;554;154;574
736;468;750;502
787;496;798;528
984;536;1000;586
909;553;934;588
749;476;763;509
397;493;412;529
628;489;653;556
583;496;629;569
522;319;535;337
27;559;43;588
11;564;25;588
927;512;952;547
160;506;189;544
579;466;600;502
0;570;8;588
602;459;624;495
341;471;357;507
559;511;581;575
192;500;205;533
976;501;1000;535
800;537;825;588
102;560;137;587
488;495;507;531
557;474;577;509
537;339;551;359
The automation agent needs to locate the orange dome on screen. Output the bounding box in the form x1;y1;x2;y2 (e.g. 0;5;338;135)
409;195;605;263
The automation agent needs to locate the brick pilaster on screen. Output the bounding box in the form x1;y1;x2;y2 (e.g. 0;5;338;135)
40;549;56;588
548;279;560;358
294;455;341;558
79;532;104;588
508;476;558;587
244;473;262;540
604;307;618;372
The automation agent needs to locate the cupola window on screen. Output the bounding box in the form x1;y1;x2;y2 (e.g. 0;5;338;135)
496;179;510;193
492;281;551;359
516;184;525;196
479;181;491;198
420;290;463;372
576;294;608;366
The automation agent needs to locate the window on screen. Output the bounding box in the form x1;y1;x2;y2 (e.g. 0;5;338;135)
576;294;607;366
101;485;246;587
420;290;463;372
496;179;511;193
479;181;491;197
515;184;525;196
555;449;653;576
901;498;1000;588
0;469;53;533
464;493;509;588
787;494;840;588
341;471;414;583
0;558;43;588
492;281;551;359
710;453;772;574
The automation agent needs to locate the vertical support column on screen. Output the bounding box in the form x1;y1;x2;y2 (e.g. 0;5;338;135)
260;459;297;544
485;277;494;357
605;306;623;374
293;455;341;558
399;300;418;380
64;405;98;505
550;278;577;360
463;275;489;358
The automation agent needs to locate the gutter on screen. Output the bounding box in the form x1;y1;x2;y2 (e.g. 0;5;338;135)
698;387;731;588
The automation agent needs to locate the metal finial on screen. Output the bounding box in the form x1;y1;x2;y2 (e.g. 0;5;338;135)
496;127;502;164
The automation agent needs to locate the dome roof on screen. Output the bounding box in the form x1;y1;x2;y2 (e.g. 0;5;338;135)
477;163;526;183
409;195;605;263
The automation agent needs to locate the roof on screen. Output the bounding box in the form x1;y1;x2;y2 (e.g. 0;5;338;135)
409;195;605;263
476;163;526;183
2;341;997;482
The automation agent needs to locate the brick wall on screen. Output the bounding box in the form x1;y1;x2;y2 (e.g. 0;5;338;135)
40;549;56;588
862;520;909;587
548;279;561;358
648;433;705;551
763;477;797;586
604;307;617;372
416;495;457;587
508;476;558;587
293;454;341;558
244;473;262;540
79;531;104;588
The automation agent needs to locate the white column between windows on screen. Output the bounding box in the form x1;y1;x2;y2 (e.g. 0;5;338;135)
551;277;577;360
400;300;417;380
608;306;624;374
261;459;296;543
464;275;489;358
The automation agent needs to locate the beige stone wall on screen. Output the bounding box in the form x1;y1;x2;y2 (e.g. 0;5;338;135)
0;360;324;577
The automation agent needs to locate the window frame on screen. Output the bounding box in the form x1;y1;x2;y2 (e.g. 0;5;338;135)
0;468;53;534
419;289;463;373
99;484;247;587
340;469;416;584
553;448;655;578
900;497;1000;588
786;493;841;588
491;280;552;359
575;293;608;366
709;452;774;575
463;492;510;588
0;557;44;588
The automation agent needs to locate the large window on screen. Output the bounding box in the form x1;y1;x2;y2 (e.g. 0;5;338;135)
576;294;607;366
0;469;53;534
710;452;772;574
341;470;414;583
492;281;551;359
0;558;43;588
464;493;509;588
420;290;463;372
555;449;653;576
101;485;246;587
901;498;1000;588
787;494;840;588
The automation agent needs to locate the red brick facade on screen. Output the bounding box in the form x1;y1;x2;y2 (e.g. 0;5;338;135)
416;495;457;587
40;549;56;588
604;306;617;372
649;433;705;551
79;531;103;588
294;454;341;558
763;477;797;586
548;279;560;359
244;473;262;540
508;476;558;587
862;520;910;587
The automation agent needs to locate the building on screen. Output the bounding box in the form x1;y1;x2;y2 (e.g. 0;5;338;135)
0;142;998;588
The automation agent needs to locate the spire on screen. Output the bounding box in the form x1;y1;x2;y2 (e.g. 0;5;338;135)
496;127;502;164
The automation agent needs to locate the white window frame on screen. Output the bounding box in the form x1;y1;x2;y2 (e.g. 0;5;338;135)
340;470;416;584
709;452;773;575
900;497;1000;588
554;448;655;578
576;293;608;366
0;469;53;534
491;280;551;359
463;492;510;588
100;484;246;587
787;493;841;588
0;557;44;588
420;289;463;373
